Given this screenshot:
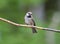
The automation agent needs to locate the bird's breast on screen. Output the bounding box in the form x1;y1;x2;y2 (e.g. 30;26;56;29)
25;17;31;24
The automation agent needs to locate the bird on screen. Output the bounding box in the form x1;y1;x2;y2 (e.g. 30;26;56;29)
24;12;37;33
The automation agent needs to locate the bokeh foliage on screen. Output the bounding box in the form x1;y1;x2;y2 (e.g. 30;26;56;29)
0;0;60;44
0;0;46;44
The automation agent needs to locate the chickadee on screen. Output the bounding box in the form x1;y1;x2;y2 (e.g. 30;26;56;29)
24;12;37;33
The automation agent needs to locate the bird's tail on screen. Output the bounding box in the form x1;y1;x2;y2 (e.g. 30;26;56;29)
32;28;37;33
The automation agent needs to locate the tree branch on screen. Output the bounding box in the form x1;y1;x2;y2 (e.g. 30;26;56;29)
0;17;60;33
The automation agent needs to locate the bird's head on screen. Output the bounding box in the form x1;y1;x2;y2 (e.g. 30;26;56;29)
26;12;32;18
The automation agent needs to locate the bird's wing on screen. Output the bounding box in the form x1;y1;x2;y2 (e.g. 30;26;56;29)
30;18;36;26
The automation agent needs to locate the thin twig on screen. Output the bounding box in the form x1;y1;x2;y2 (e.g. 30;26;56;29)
0;17;60;33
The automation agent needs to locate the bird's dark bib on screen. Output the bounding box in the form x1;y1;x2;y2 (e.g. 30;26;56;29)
27;16;31;18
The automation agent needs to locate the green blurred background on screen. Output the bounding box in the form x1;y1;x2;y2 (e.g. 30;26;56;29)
0;0;60;44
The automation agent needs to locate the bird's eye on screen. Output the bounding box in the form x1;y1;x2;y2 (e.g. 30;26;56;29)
28;13;30;15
